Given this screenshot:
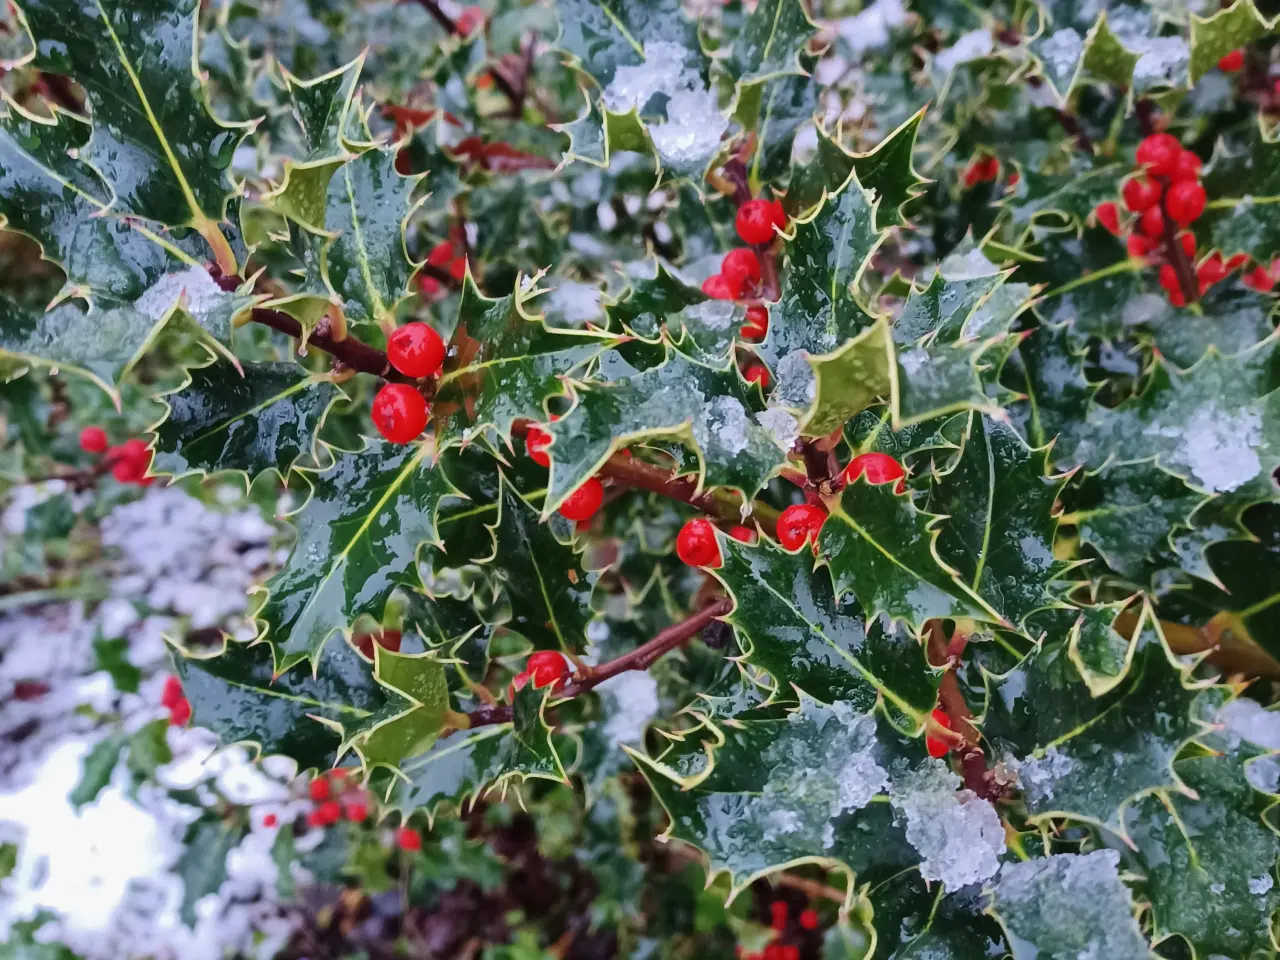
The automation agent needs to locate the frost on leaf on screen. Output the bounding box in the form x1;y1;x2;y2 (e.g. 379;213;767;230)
888;759;1005;891
990;851;1149;960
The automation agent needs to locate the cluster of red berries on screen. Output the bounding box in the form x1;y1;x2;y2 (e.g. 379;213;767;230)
509;649;572;699
303;768;371;827
674;454;907;567
737;900;821;960
79;428;153;486
370;322;446;444
521;419;608;524
160;675;191;726
417;238;469;298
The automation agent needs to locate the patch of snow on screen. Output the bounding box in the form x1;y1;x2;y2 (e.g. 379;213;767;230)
683;300;736;332
596;201;618;232
755;408;800;452
546;281;604;326
774;350;816;407
602;41;696;114
134;267;231;324
1247;756;1280;794
888;759;1005;890
1008;746;1076;807
1217;698;1280;750
693;396;751;456
835;0;908;55
940;245;1000;280
1165;405;1262;493
1039;28;1083;80
1132;37;1189;90
934;30;993;73
650;88;727;170
1249;874;1273;895
597;671;660;745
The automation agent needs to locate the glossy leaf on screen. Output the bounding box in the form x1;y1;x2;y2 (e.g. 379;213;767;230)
338;647;450;771
723;0;813;84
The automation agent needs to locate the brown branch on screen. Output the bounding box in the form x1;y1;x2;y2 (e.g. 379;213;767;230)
1115;609;1280;678
1158;184;1199;304
508;32;537;119
462;598;733;729
249;307;406;380
406;0;456;30
1053;109;1094;155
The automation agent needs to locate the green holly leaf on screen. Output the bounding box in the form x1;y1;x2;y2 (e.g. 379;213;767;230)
337;647;450;771
486;478;592;652
266;57;363;233
892;266;1010;345
432;275;616;447
710;535;939;718
988;850;1150;960
175;820;238;926
1150;285;1276;370
1189;0;1273;84
16;0;251;259
820;479;1008;632
256;440;459;673
1078;347;1280;500
1126;751;1280;958
1005;165;1126;234
322;147;421;329
803;318;896;436
152;358;338;482
1202;133;1280;262
1199;503;1280;660
736;57;819;185
1008;320;1094;457
1032;13;1140;101
1064;601;1140;697
69;735;125;809
544;348;790;512
928;414;1068;628
610;263;741;367
723;0;814;84
173;634;388;771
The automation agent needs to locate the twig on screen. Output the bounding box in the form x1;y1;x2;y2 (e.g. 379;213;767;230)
773;872;847;905
509;32;537;119
1053;109;1094;154
926;620;1000;801
406;0;455;30
1158;189;1199;304
462;598;732;729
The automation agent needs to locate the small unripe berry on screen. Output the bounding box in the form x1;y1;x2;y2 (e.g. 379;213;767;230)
843;452;907;494
1166;180;1207;226
735;199;786;245
676;518;721;567
371;383;428;444
777;504;826;551
387;322;446;378
1218;49;1245;72
1121;175;1161;213
309;777;331;802
1135;133;1181;176
79;425;108;453
741;304;769;341
925;708;954;757
558;477;604;521
1094;202;1120;235
722;248;762;292
744;364;772;390
1138;205;1165;239
527;650;571;689
160;675;184;709
702;273;738;300
526;425;553;467
397;826;422;851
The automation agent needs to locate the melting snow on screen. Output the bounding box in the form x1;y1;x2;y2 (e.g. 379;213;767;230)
835;0;908;54
546;281;604;326
755;408;800;452
135;267;231;323
650;88;727;169
1250;874;1274;895
602;42;695;113
1161;405;1262;493
1039;28;1083;81
1217;698;1280;750
888;759;1005;890
775;351;816;407
934;30;994;73
597;671;660;745
693;396;751;456
1008;747;1076;807
1132;37;1190;89
684;300;737;332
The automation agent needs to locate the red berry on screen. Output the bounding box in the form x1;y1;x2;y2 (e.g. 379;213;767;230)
354;628;402;659
168;697;191;726
448;256;467;282
1171;149;1202;183
318;800;342;824
418;275;442;298
676;518;721;567
741;304;769;341
427;241;455;265
160;676;184;708
736;199;786;245
843;452;907;494
455;5;485;34
925;708;953;758
387;322;447;378
1126;234;1149;259
1226;253;1250;271
527;650;570;689
1158;263;1180;293
110;439;150;484
306;809;326;828
1169;289;1186;307
702;273;738;300
346;801;369;823
1218;49;1245;72
1136;133;1181;176
526;425;553;467
1139;205;1165;239
1178;231;1197;258
729;525;754;543
722;248;761;291
777;504;826;551
507;669;531;701
1166;180;1207;226
799;909;819;930
781;948;799;960
1094;202;1121;235
397;826;422;851
1245;265;1277;292
263;814;278;828
371;383;428;444
309;777;331;802
1197;253;1228;287
770;900;788;931
1007;170;1020;187
744;364;772;390
79;425;108;453
1121;176;1162;213
764;945;784;960
558;477;604;521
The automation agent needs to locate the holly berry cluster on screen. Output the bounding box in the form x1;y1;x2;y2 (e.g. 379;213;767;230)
160;675;190;726
737;899;822;960
303;768;372;828
417;236;469;299
369;321;446;444
78;427;152;486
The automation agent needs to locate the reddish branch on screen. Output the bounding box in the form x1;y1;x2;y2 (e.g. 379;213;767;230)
1159;186;1199;304
926;621;1000;801
463;597;733;729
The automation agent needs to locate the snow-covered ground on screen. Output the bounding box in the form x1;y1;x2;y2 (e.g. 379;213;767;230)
0;485;306;959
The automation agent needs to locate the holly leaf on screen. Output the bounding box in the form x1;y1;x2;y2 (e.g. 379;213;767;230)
267;57;363;233
175;820;238;926
803;318;896;435
1202;133;1280;262
892;266;1010;345
736;56;819;185
1189;0;1273;84
711;535;938;717
485;478;592;652
16;0;251;252
988;851;1150;960
152;358;339;482
820;478;1008;632
928;414;1068;628
1126;751;1280;958
432;275;616;448
172;634;388;772
1198;503;1280;660
609;263;741;367
255;440;459;673
337;647;450;771
723;0;814;84
69;735;124;809
544;348;790;512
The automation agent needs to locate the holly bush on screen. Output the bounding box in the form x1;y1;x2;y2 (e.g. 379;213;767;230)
8;0;1280;955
